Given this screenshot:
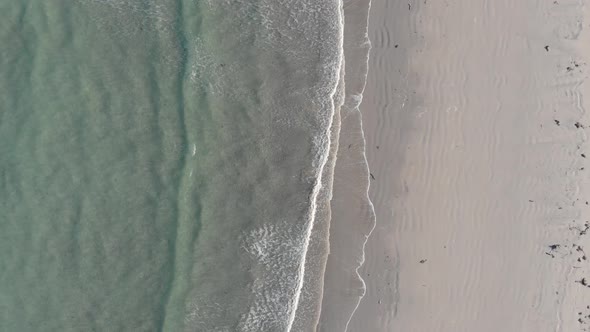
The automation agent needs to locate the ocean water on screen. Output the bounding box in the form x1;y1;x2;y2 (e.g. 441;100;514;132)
0;0;353;331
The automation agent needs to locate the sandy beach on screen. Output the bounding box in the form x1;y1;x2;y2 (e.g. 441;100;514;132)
316;0;375;331
6;0;590;330
341;0;590;331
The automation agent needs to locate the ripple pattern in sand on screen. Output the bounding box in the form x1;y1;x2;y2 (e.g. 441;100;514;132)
351;0;590;331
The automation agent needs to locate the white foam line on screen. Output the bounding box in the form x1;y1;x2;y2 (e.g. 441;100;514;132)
285;2;345;331
344;133;377;332
343;0;378;330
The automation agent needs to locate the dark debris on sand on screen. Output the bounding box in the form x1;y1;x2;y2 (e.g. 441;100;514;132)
546;244;560;258
545;244;561;258
570;222;590;236
576;278;590;287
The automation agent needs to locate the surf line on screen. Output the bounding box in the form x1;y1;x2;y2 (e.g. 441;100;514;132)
286;2;345;331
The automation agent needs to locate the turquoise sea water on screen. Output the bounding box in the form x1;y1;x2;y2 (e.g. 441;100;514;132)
0;1;344;330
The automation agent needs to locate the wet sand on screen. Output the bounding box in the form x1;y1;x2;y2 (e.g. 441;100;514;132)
316;0;375;331
348;0;590;331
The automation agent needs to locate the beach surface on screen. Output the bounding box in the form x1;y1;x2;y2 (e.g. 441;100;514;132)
348;0;590;331
316;0;375;331
5;0;590;330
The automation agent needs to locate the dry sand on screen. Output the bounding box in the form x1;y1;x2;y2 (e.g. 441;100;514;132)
346;0;590;331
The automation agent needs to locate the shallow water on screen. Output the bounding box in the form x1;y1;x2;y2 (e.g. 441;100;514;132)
0;1;350;331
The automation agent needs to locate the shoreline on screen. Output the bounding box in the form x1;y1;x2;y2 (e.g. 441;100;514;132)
316;0;376;330
291;45;345;332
